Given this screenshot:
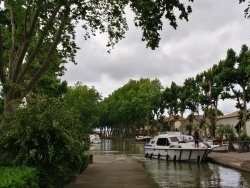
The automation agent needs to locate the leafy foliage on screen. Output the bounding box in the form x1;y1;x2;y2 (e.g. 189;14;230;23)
0;166;39;188
63;82;101;131
215;124;235;141
130;0;193;49
240;133;250;142
217;45;250;134
0;0;194;122
0;97;90;187
98;78;163;137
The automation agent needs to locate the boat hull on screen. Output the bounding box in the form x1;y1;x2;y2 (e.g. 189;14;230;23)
91;140;101;144
145;147;212;162
210;144;228;152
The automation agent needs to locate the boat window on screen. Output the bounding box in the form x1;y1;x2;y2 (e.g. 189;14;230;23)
169;137;179;142
178;135;187;141
156;138;169;146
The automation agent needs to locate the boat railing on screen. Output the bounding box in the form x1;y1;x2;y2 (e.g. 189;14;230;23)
158;131;182;135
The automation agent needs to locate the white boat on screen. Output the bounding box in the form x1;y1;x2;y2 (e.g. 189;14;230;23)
144;131;215;162
135;135;153;142
89;134;101;144
204;139;229;152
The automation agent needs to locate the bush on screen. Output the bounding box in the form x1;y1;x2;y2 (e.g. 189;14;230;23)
215;124;236;141
240;134;250;142
0;97;90;188
0;166;39;188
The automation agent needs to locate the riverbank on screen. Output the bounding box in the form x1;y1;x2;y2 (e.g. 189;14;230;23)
207;151;250;172
64;155;156;188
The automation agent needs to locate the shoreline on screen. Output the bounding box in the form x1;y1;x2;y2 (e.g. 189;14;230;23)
206;151;250;173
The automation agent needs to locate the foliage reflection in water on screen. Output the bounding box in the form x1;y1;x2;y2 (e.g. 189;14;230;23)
142;159;250;188
90;139;144;155
90;139;250;188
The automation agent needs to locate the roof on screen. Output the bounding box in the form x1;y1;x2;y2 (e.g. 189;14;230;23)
217;111;240;120
182;114;208;123
163;116;186;123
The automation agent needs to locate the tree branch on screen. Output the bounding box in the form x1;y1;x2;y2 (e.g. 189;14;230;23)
0;27;6;86
25;9;69;94
4;0;16;79
18;3;62;82
11;4;42;83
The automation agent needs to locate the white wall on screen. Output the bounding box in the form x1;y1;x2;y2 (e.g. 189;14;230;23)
217;117;250;136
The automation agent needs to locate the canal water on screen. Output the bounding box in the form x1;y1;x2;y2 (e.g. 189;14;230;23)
90;139;250;188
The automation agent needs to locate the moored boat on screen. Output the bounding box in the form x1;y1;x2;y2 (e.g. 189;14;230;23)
204;139;229;152
89;134;101;144
135;135;153;142
144;131;216;162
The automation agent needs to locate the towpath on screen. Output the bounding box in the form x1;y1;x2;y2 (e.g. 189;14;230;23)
64;155;156;188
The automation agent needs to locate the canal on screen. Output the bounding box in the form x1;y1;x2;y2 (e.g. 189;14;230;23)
90;139;250;188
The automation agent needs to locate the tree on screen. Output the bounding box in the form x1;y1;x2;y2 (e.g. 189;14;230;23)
163;82;181;118
200;66;224;138
0;0;193;126
183;77;200;115
215;124;235;141
62;82;101;132
137;78;164;135
0;97;88;187
97;78;163;137
218;45;250;134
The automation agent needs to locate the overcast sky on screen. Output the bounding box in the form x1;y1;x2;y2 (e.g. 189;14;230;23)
62;0;250;116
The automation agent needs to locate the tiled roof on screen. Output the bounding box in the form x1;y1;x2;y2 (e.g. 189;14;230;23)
217;111;240;119
163;116;186;122
181;114;209;124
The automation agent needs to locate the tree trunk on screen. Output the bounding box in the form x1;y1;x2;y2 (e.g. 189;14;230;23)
0;90;21;128
242;86;247;134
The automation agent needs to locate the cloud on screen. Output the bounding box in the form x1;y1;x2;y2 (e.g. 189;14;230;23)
62;0;250;115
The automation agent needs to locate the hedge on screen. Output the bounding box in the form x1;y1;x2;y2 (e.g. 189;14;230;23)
0;166;39;188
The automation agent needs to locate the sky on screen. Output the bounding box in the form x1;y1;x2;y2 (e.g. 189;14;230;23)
62;0;250;116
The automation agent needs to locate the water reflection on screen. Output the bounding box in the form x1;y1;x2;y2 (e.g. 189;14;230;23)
143;159;250;188
90;139;144;155
90;139;250;188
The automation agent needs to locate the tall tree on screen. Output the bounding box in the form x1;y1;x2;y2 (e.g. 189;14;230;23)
163;82;182;118
0;0;193;126
62;82;101;132
201;66;224;137
183;77;200;115
98;78;163;137
218;45;250;134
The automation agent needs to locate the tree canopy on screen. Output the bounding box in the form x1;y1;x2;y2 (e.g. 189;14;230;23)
0;0;194;124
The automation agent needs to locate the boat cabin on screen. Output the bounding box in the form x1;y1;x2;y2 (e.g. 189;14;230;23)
148;132;194;147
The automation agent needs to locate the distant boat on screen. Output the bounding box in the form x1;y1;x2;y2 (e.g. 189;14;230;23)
135;135;153;142
204;139;229;152
89;134;101;144
144;131;218;162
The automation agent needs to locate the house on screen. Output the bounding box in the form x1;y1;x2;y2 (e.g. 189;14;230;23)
178;111;250;137
217;111;250;136
179;115;210;136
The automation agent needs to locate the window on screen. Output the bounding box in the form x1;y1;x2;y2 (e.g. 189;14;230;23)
169;136;179;142
156;138;169;146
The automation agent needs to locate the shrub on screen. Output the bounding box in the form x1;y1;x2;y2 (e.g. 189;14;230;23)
0;166;39;188
215;124;236;141
240;134;250;142
0;97;90;187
